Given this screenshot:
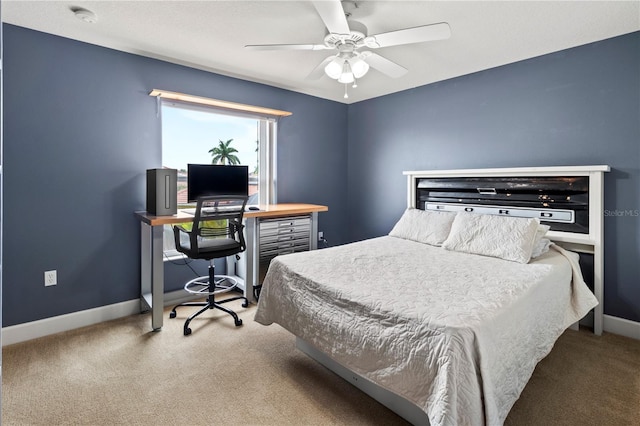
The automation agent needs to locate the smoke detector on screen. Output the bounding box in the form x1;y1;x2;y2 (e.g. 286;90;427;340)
71;7;97;24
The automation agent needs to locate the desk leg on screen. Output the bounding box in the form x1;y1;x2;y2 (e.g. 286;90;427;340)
225;217;256;304
244;217;257;304
140;222;164;331
310;212;318;250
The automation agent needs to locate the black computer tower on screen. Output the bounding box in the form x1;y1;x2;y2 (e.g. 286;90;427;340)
146;168;177;216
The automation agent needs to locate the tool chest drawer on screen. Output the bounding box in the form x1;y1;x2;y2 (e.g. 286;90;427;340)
257;215;312;283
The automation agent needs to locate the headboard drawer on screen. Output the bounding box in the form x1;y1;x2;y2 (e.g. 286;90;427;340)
416;176;589;233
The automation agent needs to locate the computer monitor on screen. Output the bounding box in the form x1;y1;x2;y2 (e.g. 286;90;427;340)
187;164;249;203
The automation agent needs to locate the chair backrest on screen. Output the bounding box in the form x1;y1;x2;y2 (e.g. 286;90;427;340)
177;195;248;259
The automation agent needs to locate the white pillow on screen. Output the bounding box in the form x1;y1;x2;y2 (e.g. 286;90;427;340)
530;224;552;259
389;208;456;246
442;213;540;263
534;224;551;244
531;238;552;259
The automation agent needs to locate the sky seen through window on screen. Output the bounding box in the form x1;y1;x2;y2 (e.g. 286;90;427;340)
162;105;258;172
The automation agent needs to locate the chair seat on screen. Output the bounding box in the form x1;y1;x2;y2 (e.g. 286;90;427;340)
177;237;241;258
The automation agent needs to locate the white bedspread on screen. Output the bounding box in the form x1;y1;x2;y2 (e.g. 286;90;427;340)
254;236;597;426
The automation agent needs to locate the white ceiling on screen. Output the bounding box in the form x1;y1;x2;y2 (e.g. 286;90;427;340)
3;1;639;104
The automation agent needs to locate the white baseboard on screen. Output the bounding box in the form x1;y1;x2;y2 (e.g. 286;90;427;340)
1;289;194;346
604;314;640;340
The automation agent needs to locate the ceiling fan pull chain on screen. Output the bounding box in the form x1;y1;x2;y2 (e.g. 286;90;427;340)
344;84;349;99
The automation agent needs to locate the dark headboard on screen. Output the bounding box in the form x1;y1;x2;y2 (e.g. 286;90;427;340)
414;176;589;233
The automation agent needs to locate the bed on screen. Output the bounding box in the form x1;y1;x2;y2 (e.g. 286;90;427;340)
254;166;609;425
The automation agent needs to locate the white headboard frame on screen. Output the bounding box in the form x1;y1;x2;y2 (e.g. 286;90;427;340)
404;165;610;335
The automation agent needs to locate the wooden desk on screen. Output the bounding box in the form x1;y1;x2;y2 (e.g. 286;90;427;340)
135;203;328;331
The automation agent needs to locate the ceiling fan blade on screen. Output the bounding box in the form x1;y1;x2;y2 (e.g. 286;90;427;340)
306;56;337;80
365;22;451;48
311;0;350;35
361;52;408;78
245;43;329;51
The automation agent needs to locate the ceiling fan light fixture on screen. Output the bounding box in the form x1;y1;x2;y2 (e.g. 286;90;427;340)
337;61;355;84
324;57;344;79
349;56;370;79
337;72;354;84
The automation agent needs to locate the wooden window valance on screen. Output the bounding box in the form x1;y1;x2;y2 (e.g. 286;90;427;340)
149;89;292;118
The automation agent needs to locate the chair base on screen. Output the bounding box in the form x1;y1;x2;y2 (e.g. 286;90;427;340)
169;266;248;336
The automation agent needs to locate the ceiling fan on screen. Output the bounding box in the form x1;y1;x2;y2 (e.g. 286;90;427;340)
245;0;451;97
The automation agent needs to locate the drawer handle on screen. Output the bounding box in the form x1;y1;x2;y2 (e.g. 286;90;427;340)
274;228;294;233
477;187;497;195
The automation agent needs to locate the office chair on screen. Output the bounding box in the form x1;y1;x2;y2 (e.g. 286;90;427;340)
169;195;249;335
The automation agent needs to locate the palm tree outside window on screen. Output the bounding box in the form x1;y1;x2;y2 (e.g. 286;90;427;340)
209;139;241;165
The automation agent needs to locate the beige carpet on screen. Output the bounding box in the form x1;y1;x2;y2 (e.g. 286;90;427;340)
3;300;640;425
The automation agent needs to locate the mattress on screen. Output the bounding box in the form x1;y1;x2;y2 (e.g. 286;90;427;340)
254;236;597;426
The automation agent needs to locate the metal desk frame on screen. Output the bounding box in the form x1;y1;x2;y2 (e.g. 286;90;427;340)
136;204;327;330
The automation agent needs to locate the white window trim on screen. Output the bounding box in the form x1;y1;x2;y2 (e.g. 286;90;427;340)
157;93;283;257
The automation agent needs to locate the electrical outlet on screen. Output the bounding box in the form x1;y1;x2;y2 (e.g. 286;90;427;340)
44;270;57;287
318;231;324;241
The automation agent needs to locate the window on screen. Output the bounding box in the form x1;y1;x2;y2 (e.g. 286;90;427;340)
159;100;279;256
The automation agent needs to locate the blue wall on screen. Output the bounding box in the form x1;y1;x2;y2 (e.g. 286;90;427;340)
347;32;640;322
3;24;639;327
2;25;348;326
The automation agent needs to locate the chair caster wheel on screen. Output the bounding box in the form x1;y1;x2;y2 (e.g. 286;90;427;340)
169;311;176;319
235;319;243;327
184;328;192;336
242;301;248;308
